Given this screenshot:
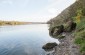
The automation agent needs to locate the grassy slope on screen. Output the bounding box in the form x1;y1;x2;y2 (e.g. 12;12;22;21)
74;17;85;54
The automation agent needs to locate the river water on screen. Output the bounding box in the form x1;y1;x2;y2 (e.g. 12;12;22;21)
0;24;59;55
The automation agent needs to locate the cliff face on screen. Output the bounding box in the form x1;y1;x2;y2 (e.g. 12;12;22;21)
48;0;85;55
48;0;85;26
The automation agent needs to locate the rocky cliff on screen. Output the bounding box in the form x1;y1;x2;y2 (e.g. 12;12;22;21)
48;0;85;26
48;0;85;55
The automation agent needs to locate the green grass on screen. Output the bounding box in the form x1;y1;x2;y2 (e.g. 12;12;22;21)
74;17;85;54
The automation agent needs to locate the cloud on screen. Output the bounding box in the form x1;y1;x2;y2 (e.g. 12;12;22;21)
20;0;30;7
1;0;13;5
48;8;57;14
48;0;59;3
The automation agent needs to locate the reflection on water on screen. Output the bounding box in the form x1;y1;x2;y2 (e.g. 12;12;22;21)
0;24;59;55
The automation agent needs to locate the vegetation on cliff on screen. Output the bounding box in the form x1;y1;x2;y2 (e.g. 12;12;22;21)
74;9;85;54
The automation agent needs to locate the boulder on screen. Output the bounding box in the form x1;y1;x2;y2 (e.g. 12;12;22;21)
42;42;57;51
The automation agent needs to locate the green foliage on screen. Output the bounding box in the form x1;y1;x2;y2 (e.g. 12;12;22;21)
75;9;82;23
75;36;85;45
74;12;85;54
76;19;85;32
76;9;82;16
80;44;85;53
82;8;85;16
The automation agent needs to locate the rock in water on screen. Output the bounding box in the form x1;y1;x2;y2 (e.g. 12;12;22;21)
42;42;57;51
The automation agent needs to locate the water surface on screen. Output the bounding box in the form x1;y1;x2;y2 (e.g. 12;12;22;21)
0;24;59;55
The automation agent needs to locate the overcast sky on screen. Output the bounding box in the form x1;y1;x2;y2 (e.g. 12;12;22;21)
0;0;76;22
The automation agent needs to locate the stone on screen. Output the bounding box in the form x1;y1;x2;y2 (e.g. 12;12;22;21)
42;42;57;51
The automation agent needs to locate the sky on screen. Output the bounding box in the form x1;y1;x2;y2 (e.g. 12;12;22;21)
0;0;76;22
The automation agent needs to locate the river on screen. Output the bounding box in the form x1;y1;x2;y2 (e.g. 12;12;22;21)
0;24;59;55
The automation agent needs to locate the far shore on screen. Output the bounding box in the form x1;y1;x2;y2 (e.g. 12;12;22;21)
0;20;47;26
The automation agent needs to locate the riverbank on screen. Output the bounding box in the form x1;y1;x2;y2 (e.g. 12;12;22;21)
54;32;81;55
